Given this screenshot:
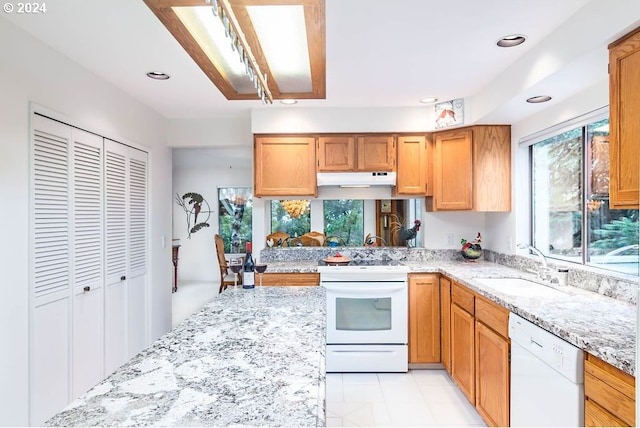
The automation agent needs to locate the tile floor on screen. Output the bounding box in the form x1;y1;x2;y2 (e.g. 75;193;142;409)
326;370;486;427
172;280;217;328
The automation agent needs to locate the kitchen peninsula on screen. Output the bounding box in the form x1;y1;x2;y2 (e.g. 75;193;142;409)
46;287;325;427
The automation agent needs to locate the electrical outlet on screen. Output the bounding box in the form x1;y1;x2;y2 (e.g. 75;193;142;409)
507;236;513;251
446;233;454;247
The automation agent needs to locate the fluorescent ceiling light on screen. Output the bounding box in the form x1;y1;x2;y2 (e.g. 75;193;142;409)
144;0;326;102
248;5;312;93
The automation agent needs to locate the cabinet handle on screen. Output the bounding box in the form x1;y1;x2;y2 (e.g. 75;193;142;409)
120;275;126;281
83;286;90;292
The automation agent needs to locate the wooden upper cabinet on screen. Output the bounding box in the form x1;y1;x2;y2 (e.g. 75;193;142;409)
356;135;395;171
254;136;317;197
317;135;356;171
433;129;473;210
472;126;511;211
396;135;427;195
430;125;511;211
609;27;640;209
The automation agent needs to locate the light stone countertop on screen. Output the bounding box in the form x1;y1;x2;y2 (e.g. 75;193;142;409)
268;259;636;376
46;286;326;427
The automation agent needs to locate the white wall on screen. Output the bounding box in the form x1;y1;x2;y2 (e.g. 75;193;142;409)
167;117;252;147
172;153;252;282
0;17;172;425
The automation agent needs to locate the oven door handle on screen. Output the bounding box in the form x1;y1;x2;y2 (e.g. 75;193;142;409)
322;283;406;294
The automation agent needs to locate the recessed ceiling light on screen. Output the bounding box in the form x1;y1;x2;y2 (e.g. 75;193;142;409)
280;99;298;105
526;95;552;103
420;97;439;104
146;71;170;80
497;34;526;48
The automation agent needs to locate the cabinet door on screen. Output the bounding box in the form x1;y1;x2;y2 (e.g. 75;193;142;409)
475;321;510;427
396;136;426;195
356;135;395;171
440;276;452;374
609;29;640;209
127;148;148;357
472;126;511;211
408;274;440;363
104;140;129;374
71;129;104;399
254;136;317;196
317;135;355;171
434;129;473;210
451;303;475;404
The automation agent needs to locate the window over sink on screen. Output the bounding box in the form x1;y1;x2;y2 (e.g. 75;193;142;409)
529;110;639;276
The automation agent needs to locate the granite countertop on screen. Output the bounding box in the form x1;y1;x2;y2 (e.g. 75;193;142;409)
269;259;636;376
46;286;326;427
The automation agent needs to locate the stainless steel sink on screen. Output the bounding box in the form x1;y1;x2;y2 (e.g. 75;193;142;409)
473;277;567;297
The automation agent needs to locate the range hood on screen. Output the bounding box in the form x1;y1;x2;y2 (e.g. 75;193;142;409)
317;171;396;187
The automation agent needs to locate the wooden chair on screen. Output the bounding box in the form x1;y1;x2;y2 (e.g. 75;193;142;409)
214;234;240;293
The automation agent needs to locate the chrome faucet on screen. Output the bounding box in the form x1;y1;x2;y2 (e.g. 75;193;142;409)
517;243;552;281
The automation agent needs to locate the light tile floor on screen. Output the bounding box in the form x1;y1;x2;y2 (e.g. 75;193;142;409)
326;370;486;427
172;280;217;328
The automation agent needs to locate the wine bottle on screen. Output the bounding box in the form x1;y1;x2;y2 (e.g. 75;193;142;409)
242;241;255;289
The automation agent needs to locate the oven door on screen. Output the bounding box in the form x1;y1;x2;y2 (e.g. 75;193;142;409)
323;281;408;344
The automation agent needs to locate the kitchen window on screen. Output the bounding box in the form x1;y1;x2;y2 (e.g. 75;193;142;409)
530;111;639;276
270;199;311;237
218;187;252;253
323;199;364;246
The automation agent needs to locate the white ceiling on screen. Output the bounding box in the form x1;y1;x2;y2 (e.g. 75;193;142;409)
3;0;639;122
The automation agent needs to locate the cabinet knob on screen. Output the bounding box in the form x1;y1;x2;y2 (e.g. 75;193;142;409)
120;275;126;281
83;286;90;292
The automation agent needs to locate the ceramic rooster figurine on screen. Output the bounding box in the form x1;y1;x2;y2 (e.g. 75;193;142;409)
399;219;422;247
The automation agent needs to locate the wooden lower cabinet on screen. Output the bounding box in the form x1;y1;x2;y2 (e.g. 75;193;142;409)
260;272;319;286
585;353;636;426
451;303;475;404
440;276;451;373
447;280;511;427
408;274;441;363
475;321;510;427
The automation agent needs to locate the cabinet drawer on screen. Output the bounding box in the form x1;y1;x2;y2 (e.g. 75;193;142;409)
585;355;635;426
261;273;320;286
475;296;509;338
585;399;627;427
452;282;474;315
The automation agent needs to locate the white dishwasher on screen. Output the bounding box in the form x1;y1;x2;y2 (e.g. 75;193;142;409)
509;313;584;427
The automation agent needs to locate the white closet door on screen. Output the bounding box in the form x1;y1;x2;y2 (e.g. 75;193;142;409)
127;148;148;356
103;139;129;374
30;114;71;425
71;129;104;399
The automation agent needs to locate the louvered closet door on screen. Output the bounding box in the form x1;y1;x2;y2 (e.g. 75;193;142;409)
127;148;148;357
104;139;149;371
71;129;104;399
104;139;129;374
30;114;72;425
